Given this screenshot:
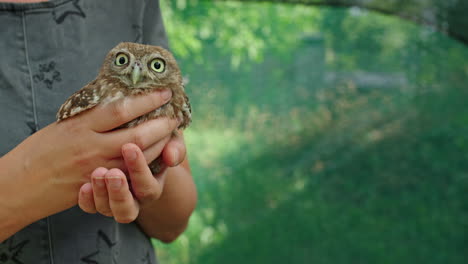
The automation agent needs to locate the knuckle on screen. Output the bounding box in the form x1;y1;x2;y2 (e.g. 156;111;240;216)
171;119;178;130
110;193;128;203
116;214;137;224
135;186;160;202
162;118;173;132
96;203;112;216
73;147;95;170
98;210;113;217
129;165;145;175
152;91;167;108
84;208;97;214
151;96;161;109
79;203;96;214
181;146;187;158
131;130;145;149
110;102;130;122
177;144;187;161
94;189;108;198
81;208;96;214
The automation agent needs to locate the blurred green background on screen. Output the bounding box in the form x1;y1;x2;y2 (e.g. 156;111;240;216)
154;1;468;263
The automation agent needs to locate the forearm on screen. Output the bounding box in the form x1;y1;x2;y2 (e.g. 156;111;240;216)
0;153;28;241
136;161;197;243
0;151;49;242
0;129;83;242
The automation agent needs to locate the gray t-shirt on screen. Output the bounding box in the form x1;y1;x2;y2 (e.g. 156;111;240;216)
0;0;168;263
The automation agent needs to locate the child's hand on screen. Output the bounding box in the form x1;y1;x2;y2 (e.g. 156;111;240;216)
77;136;186;223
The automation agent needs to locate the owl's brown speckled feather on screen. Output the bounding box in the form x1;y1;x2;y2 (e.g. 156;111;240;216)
57;42;191;174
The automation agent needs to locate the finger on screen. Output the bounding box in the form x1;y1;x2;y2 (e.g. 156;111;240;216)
105;117;178;155
91;167;113;217
88;89;172;132
78;183;97;214
161;131;187;167
142;135;171;164
105;168;140;224
122;143;164;204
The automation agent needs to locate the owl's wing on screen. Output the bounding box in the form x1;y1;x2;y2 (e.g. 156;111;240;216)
184;92;192;116
56;80;101;121
179;89;192;129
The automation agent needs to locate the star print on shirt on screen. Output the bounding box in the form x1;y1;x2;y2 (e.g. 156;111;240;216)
33;61;62;90
81;230;118;264
0;237;29;264
52;0;86;24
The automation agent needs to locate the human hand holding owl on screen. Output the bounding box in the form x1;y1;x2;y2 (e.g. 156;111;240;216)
0;88;178;242
0;43;194;241
77;140;185;223
57;42;192;223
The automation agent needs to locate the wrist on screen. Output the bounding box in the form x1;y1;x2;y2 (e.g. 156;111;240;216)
0;144;71;241
0;154;35;241
136;165;196;241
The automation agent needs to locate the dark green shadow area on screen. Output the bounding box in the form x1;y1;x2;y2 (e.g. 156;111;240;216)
155;2;468;263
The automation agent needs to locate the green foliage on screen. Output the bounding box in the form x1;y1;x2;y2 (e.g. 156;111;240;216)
162;1;321;67
156;2;468;263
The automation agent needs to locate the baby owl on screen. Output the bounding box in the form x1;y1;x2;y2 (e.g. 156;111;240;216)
57;42;191;174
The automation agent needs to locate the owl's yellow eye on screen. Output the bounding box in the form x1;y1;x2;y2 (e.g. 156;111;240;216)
115;53;129;66
150;58;165;73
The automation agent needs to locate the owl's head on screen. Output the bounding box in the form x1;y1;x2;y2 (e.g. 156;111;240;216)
101;42;182;89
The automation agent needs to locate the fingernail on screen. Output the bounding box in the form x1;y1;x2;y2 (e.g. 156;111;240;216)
94;177;105;188
107;177;122;190
124;148;137;161
161;89;172;101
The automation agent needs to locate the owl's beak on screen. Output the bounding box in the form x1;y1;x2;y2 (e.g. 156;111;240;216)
132;64;142;85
